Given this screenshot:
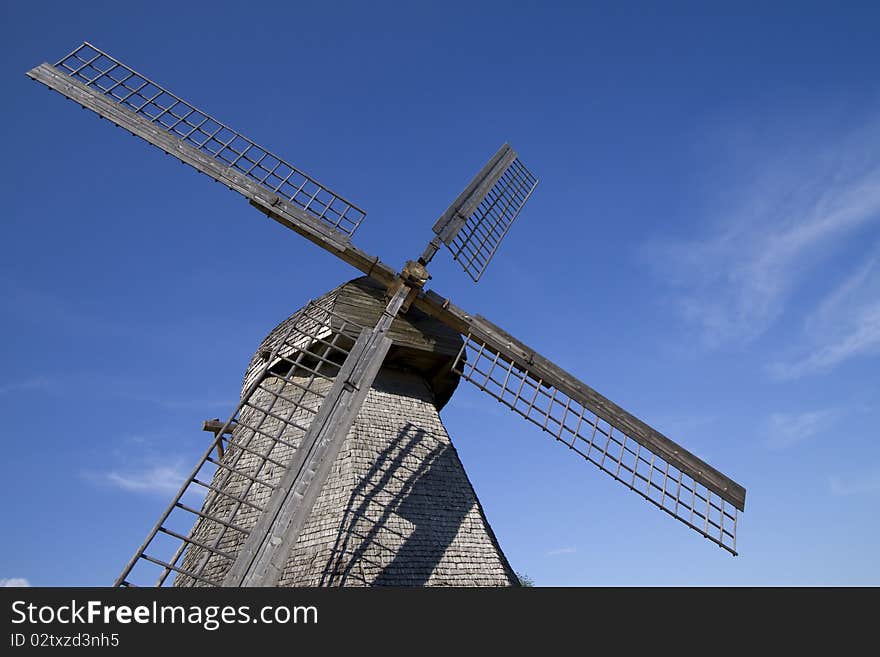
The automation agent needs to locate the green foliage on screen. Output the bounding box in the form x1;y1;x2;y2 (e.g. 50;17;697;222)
516;571;535;587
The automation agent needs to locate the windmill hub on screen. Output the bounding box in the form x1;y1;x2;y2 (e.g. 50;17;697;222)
387;259;431;314
399;259;430;287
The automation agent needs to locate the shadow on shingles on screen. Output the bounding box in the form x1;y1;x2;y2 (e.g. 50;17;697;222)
319;422;473;586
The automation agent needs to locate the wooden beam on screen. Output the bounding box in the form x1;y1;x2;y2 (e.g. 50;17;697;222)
201;418;234;435
248;200;398;288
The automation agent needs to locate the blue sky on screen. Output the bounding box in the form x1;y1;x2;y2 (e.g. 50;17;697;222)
2;1;879;586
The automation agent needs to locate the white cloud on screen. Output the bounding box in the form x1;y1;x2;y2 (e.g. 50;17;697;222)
648;116;880;351
829;470;880;496
0;578;30;587
771;247;880;379
545;546;577;557
101;462;188;496
765;409;836;450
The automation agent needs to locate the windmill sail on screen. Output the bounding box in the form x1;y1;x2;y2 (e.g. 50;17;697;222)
26;42;366;248
414;291;746;555
432;144;538;281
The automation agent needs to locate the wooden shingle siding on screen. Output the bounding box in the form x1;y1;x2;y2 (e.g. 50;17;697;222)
278;369;517;587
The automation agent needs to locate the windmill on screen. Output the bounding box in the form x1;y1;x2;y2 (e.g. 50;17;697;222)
27;42;746;587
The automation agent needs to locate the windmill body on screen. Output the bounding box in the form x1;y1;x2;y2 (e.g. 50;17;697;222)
178;278;517;586
27;42;747;587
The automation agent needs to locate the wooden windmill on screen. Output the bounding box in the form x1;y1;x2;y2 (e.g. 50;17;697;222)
27;43;746;587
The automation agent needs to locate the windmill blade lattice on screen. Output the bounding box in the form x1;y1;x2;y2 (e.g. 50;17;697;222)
116;299;364;587
432;144;538;281
29;42;366;239
447;320;744;555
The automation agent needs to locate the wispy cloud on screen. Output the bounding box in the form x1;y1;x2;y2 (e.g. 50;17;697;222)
0;377;50;395
829;469;880;496
0;578;30;587
97;461;189;496
647;116;880;352
545;546;577;557
771;246;880;379
764;409;837;450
